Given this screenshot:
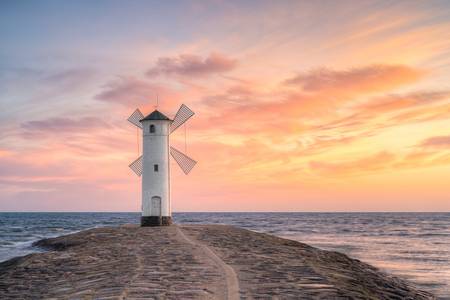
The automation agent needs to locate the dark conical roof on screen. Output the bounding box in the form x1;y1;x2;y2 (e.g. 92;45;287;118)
140;110;171;121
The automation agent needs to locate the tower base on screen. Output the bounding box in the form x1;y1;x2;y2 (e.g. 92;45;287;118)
141;216;172;227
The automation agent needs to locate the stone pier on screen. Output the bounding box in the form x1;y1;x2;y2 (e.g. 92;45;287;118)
0;225;435;299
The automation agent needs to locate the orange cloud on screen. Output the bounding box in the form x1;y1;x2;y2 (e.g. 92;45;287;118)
309;152;396;177
309;148;450;178
312;91;450;137
355;91;449;114
285;65;424;95
390;102;450;124
193;64;427;138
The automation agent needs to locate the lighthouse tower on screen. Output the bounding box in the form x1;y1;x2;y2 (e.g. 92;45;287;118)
128;104;196;227
140;110;172;226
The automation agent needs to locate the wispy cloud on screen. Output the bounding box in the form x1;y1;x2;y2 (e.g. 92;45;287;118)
419;135;450;149
94;76;187;111
285;65;424;94
309;151;396;176
196;64;429;135
146;52;237;77
43;69;95;86
95;77;158;107
355;91;450;114
21;117;110;133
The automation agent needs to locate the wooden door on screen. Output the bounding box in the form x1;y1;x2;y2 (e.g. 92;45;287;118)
151;196;161;216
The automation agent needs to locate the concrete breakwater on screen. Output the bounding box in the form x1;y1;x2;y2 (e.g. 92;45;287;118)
0;225;435;299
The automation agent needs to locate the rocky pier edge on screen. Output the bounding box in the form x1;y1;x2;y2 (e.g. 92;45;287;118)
0;224;435;299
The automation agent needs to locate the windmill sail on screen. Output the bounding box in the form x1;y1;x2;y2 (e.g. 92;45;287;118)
128;108;144;129
170;146;196;174
170;104;194;133
129;155;143;176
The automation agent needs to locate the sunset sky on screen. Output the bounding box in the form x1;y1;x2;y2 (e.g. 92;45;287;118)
1;0;449;212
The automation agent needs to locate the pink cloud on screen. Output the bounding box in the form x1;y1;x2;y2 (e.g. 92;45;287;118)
95;77;161;107
146;52;237;77
419;135;450;149
94;76;190;113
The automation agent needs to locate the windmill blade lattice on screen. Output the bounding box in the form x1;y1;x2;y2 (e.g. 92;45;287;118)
129;155;143;176
170;146;197;174
128;108;144;129
170;104;194;133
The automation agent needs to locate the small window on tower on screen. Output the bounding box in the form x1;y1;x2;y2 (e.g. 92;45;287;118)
150;124;155;133
154;164;159;172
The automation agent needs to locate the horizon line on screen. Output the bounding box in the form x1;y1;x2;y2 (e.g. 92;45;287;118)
0;211;448;213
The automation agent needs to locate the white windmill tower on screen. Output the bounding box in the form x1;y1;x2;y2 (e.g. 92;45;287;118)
127;104;196;226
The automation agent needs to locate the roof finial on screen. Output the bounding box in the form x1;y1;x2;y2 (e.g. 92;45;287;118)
155;94;159;110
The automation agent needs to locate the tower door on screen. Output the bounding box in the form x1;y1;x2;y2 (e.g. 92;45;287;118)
150;196;161;216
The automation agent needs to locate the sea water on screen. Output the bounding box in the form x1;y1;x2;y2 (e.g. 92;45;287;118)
0;212;448;298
